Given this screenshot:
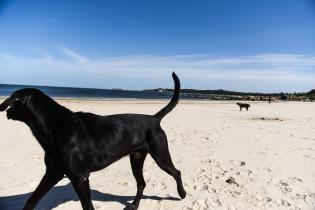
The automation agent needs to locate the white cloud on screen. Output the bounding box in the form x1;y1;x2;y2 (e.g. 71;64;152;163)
60;46;90;63
0;49;315;92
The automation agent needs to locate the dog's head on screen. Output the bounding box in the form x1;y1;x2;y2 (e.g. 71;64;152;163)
0;88;44;122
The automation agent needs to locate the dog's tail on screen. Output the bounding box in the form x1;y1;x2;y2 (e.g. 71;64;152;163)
154;72;180;121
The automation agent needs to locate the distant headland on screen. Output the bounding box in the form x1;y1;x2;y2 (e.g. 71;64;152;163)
1;84;314;101
144;88;315;102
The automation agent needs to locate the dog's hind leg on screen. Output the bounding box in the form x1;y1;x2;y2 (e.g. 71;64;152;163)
126;151;147;210
70;175;94;210
23;170;64;210
149;132;186;199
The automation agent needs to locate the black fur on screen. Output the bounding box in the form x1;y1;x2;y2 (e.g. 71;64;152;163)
236;102;250;111
0;72;186;210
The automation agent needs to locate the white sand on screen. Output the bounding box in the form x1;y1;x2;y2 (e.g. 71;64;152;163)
0;99;314;210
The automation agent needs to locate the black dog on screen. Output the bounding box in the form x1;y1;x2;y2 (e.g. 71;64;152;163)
236;102;250;111
0;73;186;210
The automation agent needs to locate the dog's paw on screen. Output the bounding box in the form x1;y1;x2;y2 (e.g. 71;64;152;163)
124;203;138;210
179;189;187;199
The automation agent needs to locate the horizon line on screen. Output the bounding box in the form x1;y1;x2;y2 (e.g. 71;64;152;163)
0;83;312;95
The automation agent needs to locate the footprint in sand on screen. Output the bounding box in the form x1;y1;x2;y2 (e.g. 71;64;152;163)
290;177;303;183
298;193;315;203
281;186;292;193
151;181;167;190
193;170;212;191
279;180;292;193
190;199;204;210
202;159;212;164
226;177;239;187
280;199;291;207
279;180;289;187
206;197;222;208
229;190;242;198
264;197;273;202
117;182;129;186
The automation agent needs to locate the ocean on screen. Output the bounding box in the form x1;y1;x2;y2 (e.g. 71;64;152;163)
0;84;175;100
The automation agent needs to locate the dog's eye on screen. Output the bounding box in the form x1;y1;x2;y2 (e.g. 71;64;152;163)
12;99;22;107
13;98;22;104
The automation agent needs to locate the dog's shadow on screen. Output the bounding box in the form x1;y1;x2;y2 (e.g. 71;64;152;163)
0;183;180;209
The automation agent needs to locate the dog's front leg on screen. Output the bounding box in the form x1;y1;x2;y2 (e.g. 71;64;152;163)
70;175;95;210
23;170;64;210
126;152;147;210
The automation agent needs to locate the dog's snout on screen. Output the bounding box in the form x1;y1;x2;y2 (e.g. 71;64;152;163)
0;97;14;112
0;102;9;112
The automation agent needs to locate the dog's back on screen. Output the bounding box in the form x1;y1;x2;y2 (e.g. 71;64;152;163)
65;72;180;172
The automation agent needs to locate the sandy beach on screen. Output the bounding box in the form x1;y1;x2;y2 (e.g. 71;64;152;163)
0;99;314;210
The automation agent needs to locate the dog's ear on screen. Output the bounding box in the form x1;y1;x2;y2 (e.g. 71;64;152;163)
0;97;13;112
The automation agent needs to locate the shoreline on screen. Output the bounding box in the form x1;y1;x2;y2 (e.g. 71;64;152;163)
0;95;308;104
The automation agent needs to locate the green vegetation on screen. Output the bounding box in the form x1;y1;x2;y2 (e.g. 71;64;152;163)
144;88;315;101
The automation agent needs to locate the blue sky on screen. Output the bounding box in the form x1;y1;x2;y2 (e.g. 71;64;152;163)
0;0;315;92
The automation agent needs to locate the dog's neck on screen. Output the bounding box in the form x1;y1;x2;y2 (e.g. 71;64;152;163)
25;101;73;153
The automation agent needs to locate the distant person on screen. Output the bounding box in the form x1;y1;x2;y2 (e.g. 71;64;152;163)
236;102;250;111
268;96;271;104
